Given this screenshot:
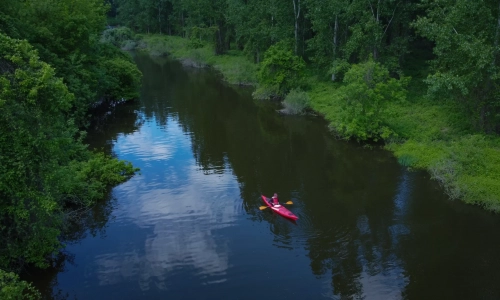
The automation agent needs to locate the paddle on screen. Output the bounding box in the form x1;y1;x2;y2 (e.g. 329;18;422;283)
259;200;293;210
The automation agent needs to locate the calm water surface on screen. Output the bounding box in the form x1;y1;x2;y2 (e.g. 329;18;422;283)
30;54;500;299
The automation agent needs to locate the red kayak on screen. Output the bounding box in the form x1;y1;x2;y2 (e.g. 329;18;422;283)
261;195;298;221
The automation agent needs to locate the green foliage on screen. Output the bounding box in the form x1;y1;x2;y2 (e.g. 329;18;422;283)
0;269;40;300
138;34;188;56
100;27;136;49
51;153;138;207
257;42;306;97
389;135;500;211
0;33;73;268
226;0;294;61
335;59;409;141
413;0;500;131
282;89;310;114
3;0;142;127
329;59;351;82
102;55;143;100
18;0;108;58
188;39;205;49
0;31;138;271
189;26;217;47
252;85;280;100
138;34;258;85
112;0;500;212
211;52;258;85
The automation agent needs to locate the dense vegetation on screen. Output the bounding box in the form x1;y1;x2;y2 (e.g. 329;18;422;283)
0;0;141;296
110;0;500;211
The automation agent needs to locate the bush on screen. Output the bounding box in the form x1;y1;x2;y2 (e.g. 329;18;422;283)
148;39;169;56
282;89;310;114
252;85;280;100
257;42;306;97
0;33;139;270
329;59;350;82
102;56;143;100
100;27;135;48
52;152;138;206
336;59;409;141
0;270;40;300
121;40;137;51
188;39;205;49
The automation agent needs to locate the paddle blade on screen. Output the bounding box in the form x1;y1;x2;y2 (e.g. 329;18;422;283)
285;201;293;205
259;206;269;210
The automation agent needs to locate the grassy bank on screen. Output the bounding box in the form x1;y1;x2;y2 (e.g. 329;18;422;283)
310;82;500;212
133;33;500;212
135;34;257;85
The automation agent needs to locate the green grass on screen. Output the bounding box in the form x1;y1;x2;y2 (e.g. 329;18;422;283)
309;76;500;212
135;33;500;212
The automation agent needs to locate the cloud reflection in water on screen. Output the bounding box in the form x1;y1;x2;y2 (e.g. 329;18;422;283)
93;117;240;291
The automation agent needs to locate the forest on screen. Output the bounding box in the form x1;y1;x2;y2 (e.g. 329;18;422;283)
112;0;500;132
0;0;141;297
110;0;500;213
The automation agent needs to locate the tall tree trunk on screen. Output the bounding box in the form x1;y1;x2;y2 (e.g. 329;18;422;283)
374;0;379;60
158;3;162;34
181;11;184;37
293;0;300;55
215;22;227;55
332;14;338;81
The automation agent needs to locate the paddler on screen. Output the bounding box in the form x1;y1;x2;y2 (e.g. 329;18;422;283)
271;193;280;206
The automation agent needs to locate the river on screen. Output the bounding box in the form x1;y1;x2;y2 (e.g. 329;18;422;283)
28;53;500;299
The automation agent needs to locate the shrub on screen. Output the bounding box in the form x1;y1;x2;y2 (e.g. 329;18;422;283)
148;39;169;56
0;270;40;300
282;89;310;114
121;40;137;51
252;85;280;100
257;42;306;97
336;58;410;141
102;56;143;100
100;27;135;48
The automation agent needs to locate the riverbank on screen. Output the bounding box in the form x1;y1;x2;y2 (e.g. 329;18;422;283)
131;33;500;212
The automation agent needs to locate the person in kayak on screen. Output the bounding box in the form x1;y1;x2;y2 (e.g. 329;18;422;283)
270;193;280;207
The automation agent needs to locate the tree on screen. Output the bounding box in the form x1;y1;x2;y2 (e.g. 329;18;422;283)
8;0;142;127
227;0;295;62
257;42;306;96
305;0;348;79
0;26;137;273
292;0;301;55
0;269;39;300
413;0;500;131
336;59;409;141
0;34;73;268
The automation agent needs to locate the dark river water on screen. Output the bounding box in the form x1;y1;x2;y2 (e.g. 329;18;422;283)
29;54;500;299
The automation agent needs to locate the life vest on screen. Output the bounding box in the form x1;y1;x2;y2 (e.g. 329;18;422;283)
271;197;279;206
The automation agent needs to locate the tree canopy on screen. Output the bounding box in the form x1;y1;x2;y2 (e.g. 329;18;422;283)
112;0;500;133
0;0;141;292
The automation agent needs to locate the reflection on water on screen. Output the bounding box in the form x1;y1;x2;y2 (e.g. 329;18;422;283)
93;117;240;291
28;54;500;300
